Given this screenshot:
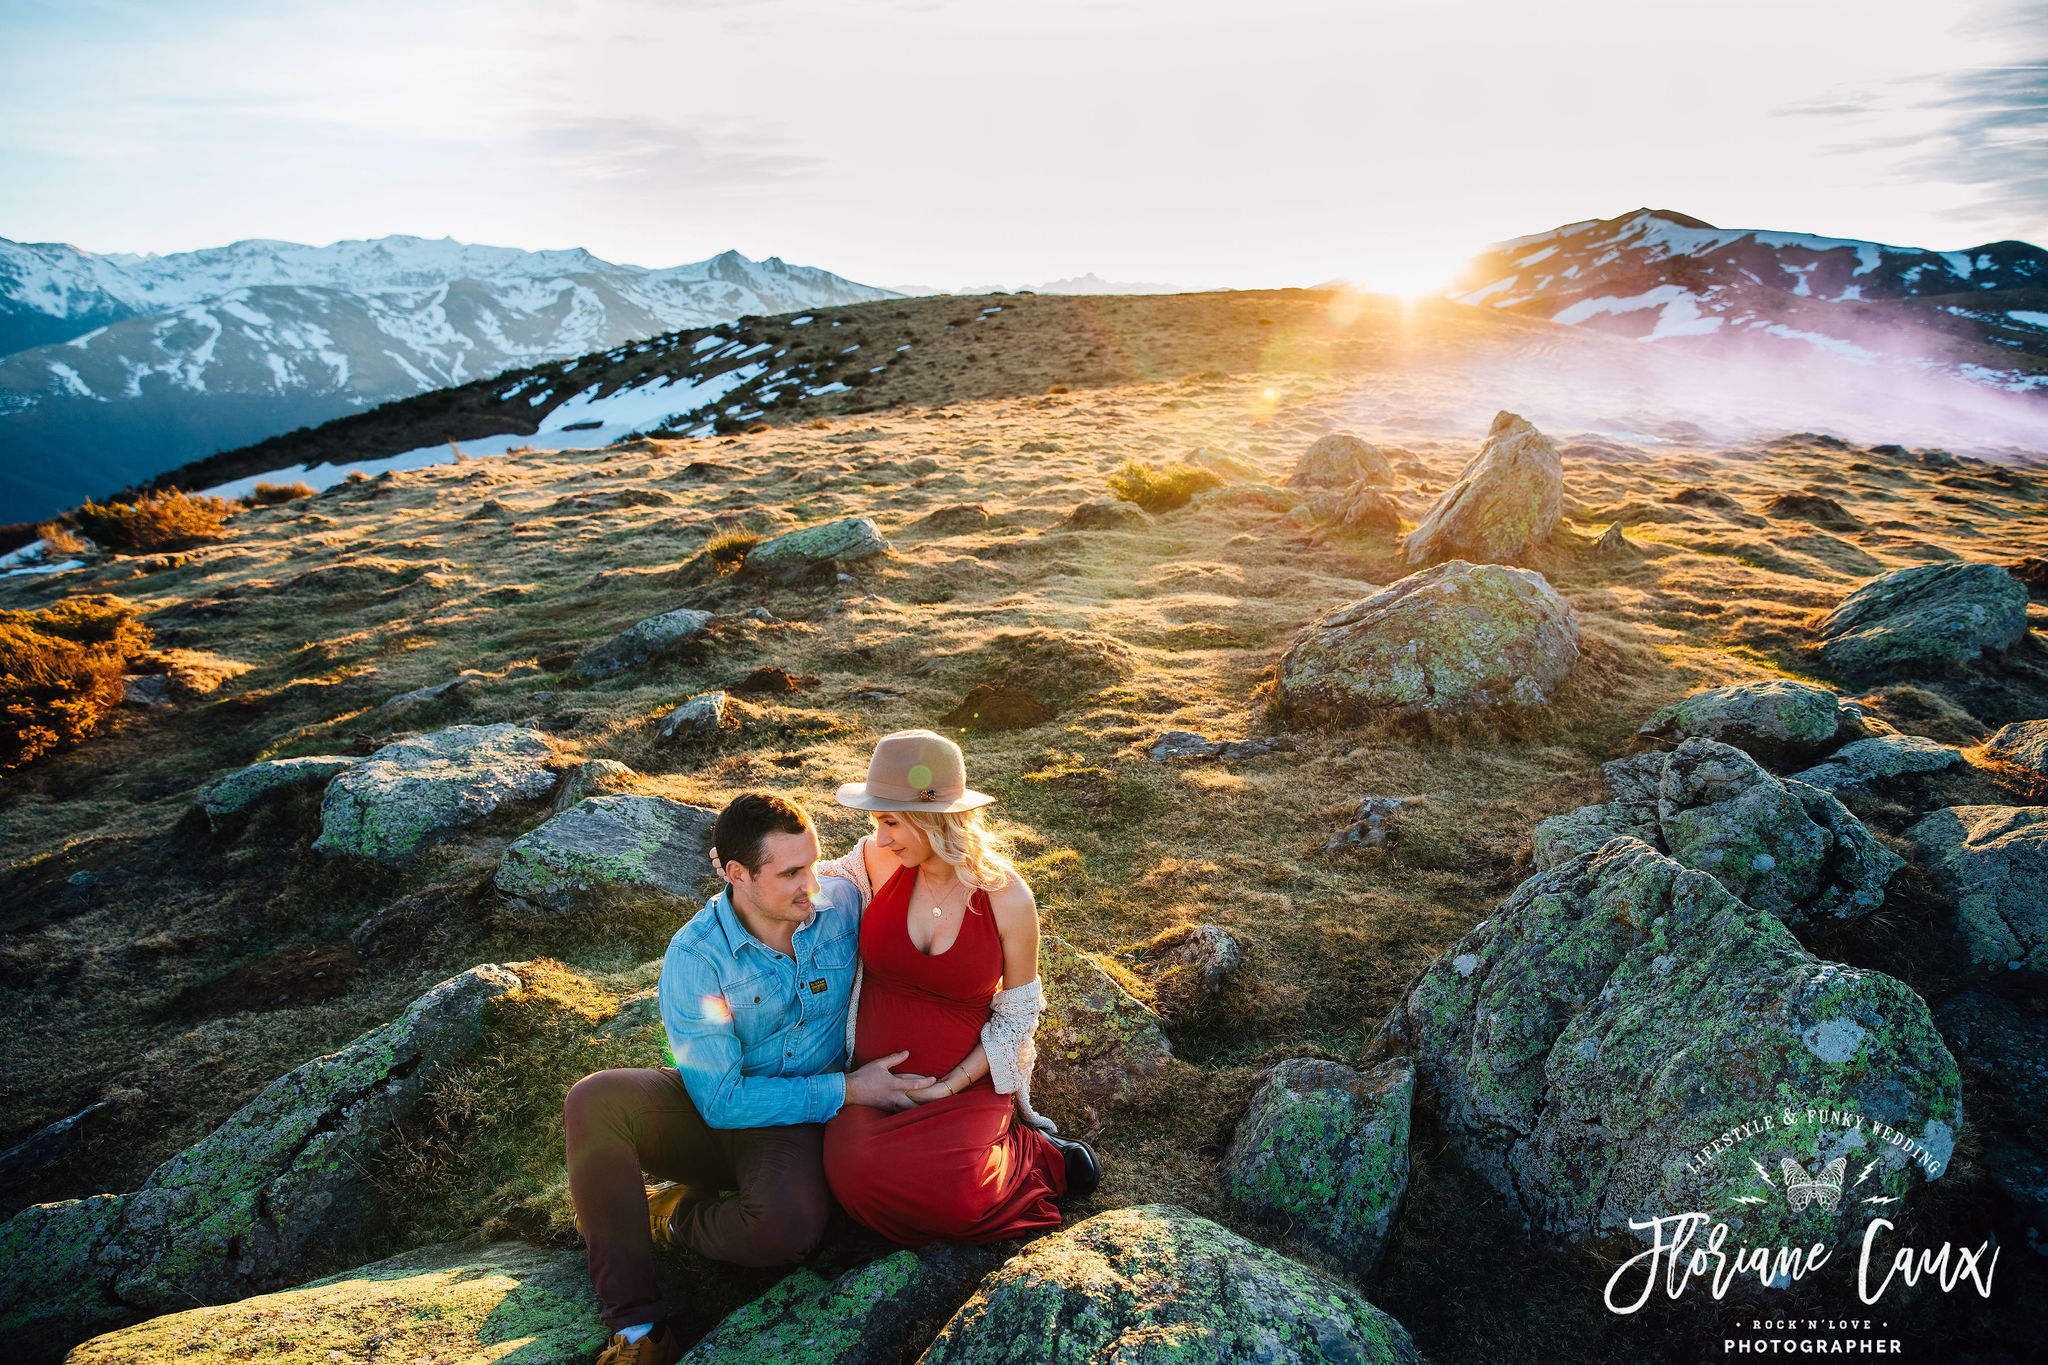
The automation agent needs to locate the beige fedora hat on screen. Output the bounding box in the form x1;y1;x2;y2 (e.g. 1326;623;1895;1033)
835;729;995;813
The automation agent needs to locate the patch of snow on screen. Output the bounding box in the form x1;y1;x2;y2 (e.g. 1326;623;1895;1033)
1836;285;1863;302
1744;320;1879;364
808;381;850;395
45;361;99;399
0;539;49;568
1514;245;1559;268
1941;251;1975;280
1552;284;1723;339
1852;244;1882;276
692;333;727;352
789;315;814;325
1455;275;1519;306
64;325;107;349
2007;310;2048;328
3;558;85;577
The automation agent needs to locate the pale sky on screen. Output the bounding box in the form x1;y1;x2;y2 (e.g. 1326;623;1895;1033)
2;0;2042;294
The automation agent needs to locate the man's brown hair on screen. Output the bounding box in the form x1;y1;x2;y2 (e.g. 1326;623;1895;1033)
713;791;813;877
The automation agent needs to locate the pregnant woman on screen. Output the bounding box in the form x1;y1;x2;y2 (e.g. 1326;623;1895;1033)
819;729;1100;1244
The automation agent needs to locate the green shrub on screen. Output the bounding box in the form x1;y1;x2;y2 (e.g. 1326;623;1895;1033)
0;596;152;769
1106;460;1223;513
72;488;231;552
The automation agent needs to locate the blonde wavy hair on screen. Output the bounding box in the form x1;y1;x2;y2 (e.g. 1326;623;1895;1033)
883;806;1020;894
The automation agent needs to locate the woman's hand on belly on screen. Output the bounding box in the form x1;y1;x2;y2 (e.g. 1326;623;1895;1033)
907;1041;989;1104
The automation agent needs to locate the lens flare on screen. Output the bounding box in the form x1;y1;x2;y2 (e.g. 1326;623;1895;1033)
700;993;732;1024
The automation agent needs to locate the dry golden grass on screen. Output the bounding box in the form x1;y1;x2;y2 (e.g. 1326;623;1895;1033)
1105;459;1223;512
72;489;231;552
0;596;151;770
244;481;315;508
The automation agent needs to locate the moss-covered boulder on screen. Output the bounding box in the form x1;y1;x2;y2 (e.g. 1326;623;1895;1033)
552;757;637;812
744;516;887;583
659;690;729;741
565;606;713;680
0;966;521;1349
1402;410;1562;566
1790;733;1965;797
1534;738;1901;925
1816;562;2030;679
1278;560;1580;723
1638;679;1855;768
680;1244;997;1364
1910;806;2048;976
313;723;557;865
1391;838;1961;1250
1984;719;2048;783
495;794;717;912
1061;499;1147;530
0;1193;132;1349
67;1238;604;1365
921;1204;1417;1364
1224;1057;1414;1276
1036;934;1173;1102
1289;433;1393;488
197;754;357;829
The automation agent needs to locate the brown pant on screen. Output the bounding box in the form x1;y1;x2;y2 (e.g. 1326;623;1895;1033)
563;1068;831;1330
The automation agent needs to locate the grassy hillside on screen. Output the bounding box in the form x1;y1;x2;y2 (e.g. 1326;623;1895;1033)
4;290;2046;1361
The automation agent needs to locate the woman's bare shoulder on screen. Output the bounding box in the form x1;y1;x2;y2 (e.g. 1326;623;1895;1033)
985;868;1036;918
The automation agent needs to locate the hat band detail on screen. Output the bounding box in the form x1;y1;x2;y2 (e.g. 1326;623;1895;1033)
864;776;961;802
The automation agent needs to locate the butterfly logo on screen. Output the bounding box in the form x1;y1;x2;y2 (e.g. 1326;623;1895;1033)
1781;1157;1847;1213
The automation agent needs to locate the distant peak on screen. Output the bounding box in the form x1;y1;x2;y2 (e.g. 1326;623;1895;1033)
1624;208;1718;230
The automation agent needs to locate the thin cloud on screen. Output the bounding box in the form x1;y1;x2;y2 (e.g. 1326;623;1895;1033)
523;117;819;189
1907;1;2048;230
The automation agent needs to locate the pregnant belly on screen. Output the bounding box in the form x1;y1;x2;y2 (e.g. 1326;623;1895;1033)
854;984;988;1080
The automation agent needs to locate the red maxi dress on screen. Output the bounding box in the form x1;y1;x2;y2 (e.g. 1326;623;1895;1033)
822;863;1067;1244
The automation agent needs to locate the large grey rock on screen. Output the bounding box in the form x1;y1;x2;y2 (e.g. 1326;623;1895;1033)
1911;806;2048;977
1790;733;1964;796
198;755;356;830
65;1239;603;1365
566;606;714;680
1278;560;1581;723
1036;934;1173;1102
0;967;521;1347
1639;678;1855;768
313;724;557;865
744;516;887;582
1533;738;1901;925
1402;410;1563;565
1985;720;2048;782
921;1204;1417;1365
1816;562;2030;679
681;1244;998;1365
379;669;485;710
495;794;717;912
1061;498;1146;530
1289;433;1393;489
659;690;729;741
1225;1057;1414;1276
1311;482;1406;535
1146;729;1295;762
1391;838;1961;1250
552;757;637;812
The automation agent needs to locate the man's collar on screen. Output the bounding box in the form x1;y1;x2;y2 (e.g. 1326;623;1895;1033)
708;885;815;960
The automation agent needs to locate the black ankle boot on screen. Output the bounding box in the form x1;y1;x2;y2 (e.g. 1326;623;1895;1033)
1045;1132;1101;1198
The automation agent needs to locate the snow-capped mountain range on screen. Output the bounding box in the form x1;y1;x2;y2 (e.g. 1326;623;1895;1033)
1447;209;2048;393
0;235;894;521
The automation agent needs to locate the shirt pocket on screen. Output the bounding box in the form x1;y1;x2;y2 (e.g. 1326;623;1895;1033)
810;926;857;974
722;970;784;1041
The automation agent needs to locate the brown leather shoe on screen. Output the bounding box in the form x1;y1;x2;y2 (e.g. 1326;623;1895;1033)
646;1182;709;1251
593;1322;684;1365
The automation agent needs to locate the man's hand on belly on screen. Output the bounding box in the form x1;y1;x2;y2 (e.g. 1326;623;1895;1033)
846;1050;935;1113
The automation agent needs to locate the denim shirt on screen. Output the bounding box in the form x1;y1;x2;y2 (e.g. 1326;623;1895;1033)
658;875;862;1129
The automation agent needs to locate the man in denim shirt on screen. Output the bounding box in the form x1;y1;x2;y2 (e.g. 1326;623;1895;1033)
564;793;931;1365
